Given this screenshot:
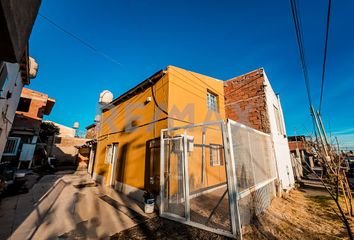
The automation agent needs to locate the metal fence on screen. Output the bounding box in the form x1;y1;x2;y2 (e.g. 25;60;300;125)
160;120;277;239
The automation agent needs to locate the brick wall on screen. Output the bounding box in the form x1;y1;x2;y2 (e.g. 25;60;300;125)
85;124;98;139
12;88;50;130
224;68;271;133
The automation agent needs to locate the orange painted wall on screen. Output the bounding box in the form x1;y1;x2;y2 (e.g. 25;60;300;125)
94;73;169;189
93;66;227;194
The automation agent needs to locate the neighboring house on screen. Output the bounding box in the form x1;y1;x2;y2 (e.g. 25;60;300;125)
288;135;315;178
85;123;98;175
0;0;41;159
39;121;89;166
91;65;294;202
45;121;76;138
224;68;295;190
1;88;55;167
85;123;98;139
0;58;39;161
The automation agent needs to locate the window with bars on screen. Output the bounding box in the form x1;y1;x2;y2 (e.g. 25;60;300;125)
210;144;223;166
3;137;20;156
207;91;218;112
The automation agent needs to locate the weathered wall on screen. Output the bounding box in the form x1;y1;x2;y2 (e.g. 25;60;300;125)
224;68;270;133
263;71;295;190
225;68;294;190
48;121;76;138
0;63;24;158
50;136;88;164
13;88;50;131
94;71;169;200
85;124;98;139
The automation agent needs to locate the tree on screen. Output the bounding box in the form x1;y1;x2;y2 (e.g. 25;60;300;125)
39;122;60;143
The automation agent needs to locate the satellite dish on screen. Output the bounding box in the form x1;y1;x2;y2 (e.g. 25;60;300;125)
99;90;113;104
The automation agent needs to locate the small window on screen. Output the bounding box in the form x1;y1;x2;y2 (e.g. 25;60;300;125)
0;63;8;96
3;137;21;156
17;97;32;112
274;105;284;135
207;91;218;112
210;144;223;166
105;144;113;164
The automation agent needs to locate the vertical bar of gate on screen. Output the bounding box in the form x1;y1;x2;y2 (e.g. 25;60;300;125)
222;121;242;239
183;129;191;221
160;129;165;214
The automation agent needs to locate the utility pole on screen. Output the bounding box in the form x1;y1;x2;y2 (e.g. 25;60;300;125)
310;105;329;158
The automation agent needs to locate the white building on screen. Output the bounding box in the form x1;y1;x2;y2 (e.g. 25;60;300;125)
0;57;38;159
264;72;295;190
224;68;295;191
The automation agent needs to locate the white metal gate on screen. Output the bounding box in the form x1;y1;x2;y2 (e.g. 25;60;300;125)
160;120;277;239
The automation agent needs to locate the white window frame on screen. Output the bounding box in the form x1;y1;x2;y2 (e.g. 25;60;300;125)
273;105;284;135
210;144;222;166
3;137;21;156
105;144;113;164
207;91;218;112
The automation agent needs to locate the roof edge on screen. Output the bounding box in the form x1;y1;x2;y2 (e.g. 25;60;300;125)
102;69;165;112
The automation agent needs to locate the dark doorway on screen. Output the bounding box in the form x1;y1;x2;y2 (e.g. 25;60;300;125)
145;138;160;194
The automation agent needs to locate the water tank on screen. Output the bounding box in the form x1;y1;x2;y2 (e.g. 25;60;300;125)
99;90;113;104
29;57;38;79
73;122;79;129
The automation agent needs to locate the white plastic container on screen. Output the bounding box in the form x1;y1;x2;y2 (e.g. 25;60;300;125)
144;203;154;213
144;199;155;213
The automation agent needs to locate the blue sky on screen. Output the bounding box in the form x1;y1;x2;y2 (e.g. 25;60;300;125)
29;0;354;149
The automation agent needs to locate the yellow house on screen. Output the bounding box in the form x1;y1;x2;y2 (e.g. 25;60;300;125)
93;65;226;201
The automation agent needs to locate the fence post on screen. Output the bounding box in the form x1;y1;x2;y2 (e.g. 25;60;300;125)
160;130;165;214
223;121;243;239
183;129;191;221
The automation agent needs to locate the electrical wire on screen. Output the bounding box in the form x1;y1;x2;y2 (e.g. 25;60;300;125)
319;0;332;113
290;0;313;107
38;13;122;66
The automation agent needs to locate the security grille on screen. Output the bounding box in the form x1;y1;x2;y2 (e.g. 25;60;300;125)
160;119;277;239
3;137;20;156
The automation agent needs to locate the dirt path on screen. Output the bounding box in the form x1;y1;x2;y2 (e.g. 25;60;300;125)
116;189;353;240
243;189;352;240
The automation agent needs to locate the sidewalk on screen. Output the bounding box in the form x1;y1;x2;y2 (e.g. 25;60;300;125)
0;170;154;240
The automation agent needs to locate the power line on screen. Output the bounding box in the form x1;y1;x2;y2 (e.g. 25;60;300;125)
319;0;332;113
38;13;122;66
289;0;313;107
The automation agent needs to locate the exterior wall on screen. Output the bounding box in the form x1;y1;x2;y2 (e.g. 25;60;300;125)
263;72;295;190
50;136;88;165
12;88;50;131
85;124;98;139
167;66;227;192
224;68;294;190
2;87;55;164
94;71;169;200
46;121;76;138
93;66;228;201
224;68;270;133
167;66;225;126
0;62;25;158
